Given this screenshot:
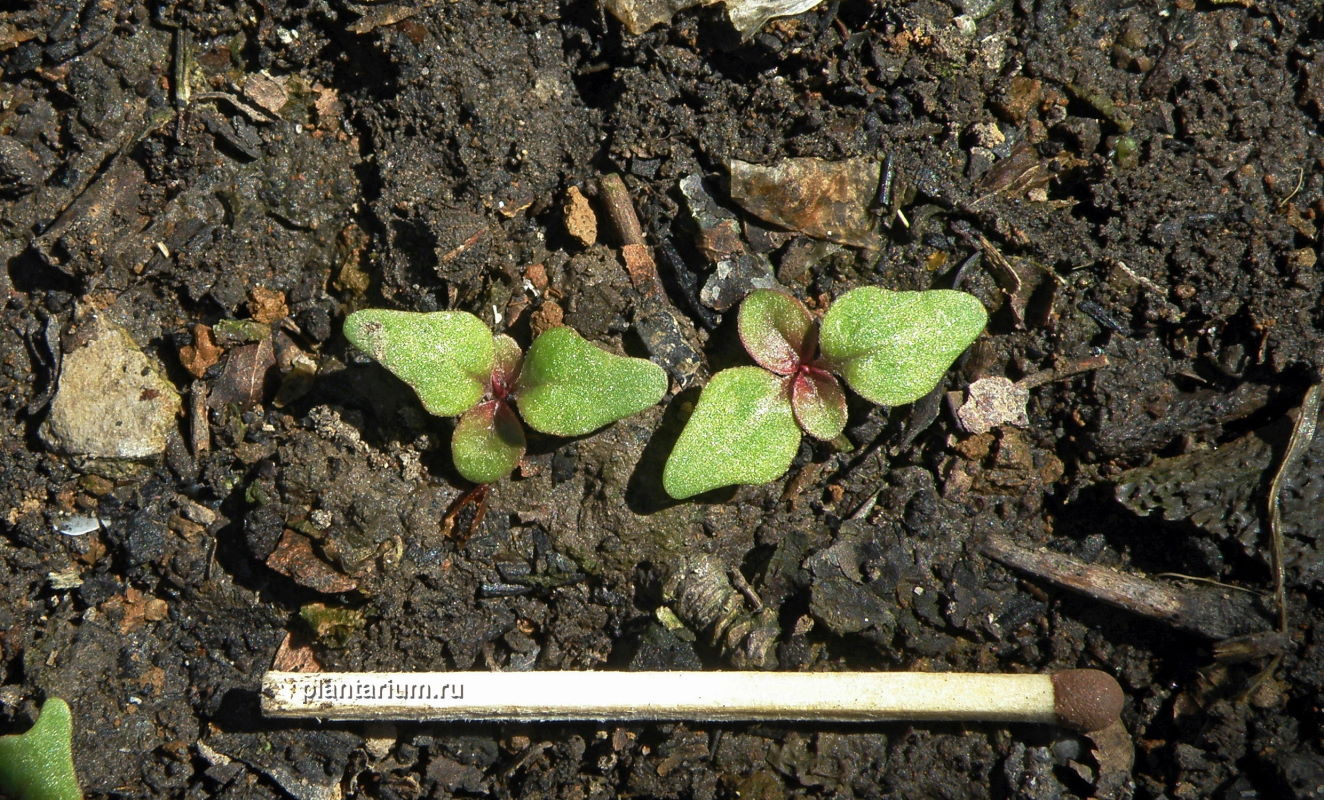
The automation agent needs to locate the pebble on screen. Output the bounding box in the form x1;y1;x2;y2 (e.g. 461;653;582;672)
41;313;181;459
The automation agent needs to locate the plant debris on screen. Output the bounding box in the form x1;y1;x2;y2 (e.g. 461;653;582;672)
727;157;884;249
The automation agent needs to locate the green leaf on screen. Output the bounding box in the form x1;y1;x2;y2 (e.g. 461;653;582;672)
662;367;802;499
791;369;847;440
515;327;667;437
0;697;83;800
738;289;813;375
344;309;494;417
452;401;526;484
819;287;986;406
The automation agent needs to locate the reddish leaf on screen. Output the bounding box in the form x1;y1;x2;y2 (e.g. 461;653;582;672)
490;334;523;395
738;289;814;375
791;369;847;440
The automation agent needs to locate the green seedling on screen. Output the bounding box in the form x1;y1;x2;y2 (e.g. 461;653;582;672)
0;697;82;800
663;287;987;499
345;310;667;484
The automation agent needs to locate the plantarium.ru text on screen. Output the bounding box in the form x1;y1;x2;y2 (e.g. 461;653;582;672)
662;287;987;499
344;310;667;484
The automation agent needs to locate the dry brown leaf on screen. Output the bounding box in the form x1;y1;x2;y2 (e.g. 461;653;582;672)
101;586;169;634
728;156;883;249
266;529;358;594
209;337;276;410
272;630;324;672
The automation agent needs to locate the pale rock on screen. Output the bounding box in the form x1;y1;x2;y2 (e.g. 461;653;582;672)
42;314;181;458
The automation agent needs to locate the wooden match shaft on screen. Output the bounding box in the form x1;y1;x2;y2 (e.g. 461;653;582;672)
262;670;1122;732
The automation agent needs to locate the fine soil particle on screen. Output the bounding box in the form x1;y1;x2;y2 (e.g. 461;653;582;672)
2;1;1323;798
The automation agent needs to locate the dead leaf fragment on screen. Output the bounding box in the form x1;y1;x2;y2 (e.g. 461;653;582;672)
209;338;277;410
601;0;822;36
266;529;358;594
347;4;420;34
1086;720;1135;798
272;631;324;672
601;0;701;35
313;84;344;129
242;73;289;116
179;323;222;378
728;156;883;249
563;186;597;246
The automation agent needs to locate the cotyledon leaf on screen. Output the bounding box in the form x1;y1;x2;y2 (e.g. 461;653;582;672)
819;287;987;406
451;401;527;484
515;326;667;437
663;366;802;500
343;309;495;417
738;289;814;375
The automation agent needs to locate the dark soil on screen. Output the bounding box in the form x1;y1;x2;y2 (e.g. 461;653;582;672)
3;0;1324;798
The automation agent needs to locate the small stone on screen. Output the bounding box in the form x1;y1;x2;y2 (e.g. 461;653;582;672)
699;254;780;311
530;301;564;336
955;376;1030;434
809;577;895;636
563;185;597;247
0;135;45;197
993;76;1042;123
178;323;222;378
524;262;549;292
968;121;1006;148
248;286;289;324
1288;247;1317;271
42;313;181;459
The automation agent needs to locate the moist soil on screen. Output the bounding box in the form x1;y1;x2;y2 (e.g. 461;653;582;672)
3;1;1324;798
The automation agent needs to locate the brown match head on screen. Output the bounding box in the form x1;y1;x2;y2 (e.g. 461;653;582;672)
1051;669;1124;733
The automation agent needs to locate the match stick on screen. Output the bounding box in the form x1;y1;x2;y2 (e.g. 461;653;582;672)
261;669;1122;733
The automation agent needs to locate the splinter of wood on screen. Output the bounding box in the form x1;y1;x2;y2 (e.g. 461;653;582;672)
262;669;1122;733
981;533;1268;640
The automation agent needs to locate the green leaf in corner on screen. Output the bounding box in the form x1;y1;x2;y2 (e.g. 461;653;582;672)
0;697;83;800
514;327;667;437
343;309;495;417
819;287;987;406
662;367;802;500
